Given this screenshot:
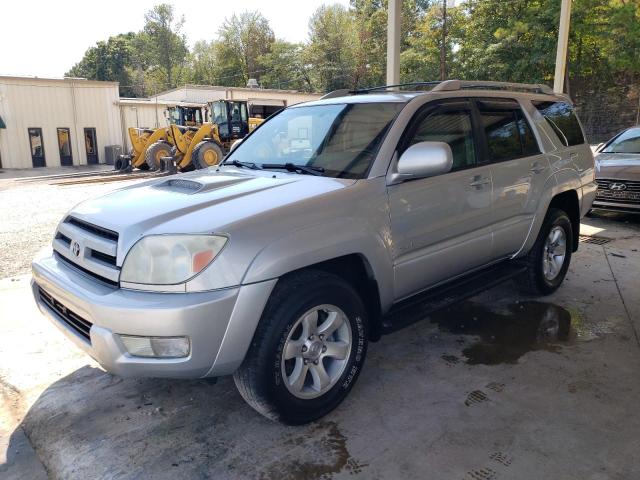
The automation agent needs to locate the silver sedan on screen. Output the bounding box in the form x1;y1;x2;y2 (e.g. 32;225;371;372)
593;127;640;213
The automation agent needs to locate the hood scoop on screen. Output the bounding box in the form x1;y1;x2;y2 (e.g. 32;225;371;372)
155;176;250;194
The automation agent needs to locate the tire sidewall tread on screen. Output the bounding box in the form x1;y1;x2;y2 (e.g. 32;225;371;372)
233;270;368;425
522;207;573;295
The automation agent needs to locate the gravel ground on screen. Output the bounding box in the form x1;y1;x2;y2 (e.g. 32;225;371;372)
0;175;144;279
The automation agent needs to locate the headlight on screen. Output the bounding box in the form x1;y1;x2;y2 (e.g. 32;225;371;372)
120;235;227;286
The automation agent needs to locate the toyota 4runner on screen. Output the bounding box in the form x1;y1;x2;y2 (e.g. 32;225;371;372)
32;80;596;424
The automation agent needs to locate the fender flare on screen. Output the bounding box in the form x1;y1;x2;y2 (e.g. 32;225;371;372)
241;217;395;311
515;168;582;257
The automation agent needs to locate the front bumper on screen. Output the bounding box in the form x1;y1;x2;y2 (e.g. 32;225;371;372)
592;199;640;214
31;250;276;378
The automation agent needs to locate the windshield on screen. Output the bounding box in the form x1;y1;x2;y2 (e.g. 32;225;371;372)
225;102;403;178
602;128;640;154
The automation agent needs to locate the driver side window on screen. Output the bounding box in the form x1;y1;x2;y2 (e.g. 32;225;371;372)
404;102;477;171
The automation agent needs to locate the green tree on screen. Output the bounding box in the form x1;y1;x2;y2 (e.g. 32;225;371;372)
259;41;313;91
401;3;464;82
453;0;559;84
306;4;358;91
216;11;275;86
187;40;219;85
66;33;140;97
139;3;189;90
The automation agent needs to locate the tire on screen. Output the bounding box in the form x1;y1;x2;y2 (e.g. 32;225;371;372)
233;270;368;425
193;141;224;169
521;208;573;295
144;141;172;171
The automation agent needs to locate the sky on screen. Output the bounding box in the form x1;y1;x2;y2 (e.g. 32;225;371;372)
0;0;350;78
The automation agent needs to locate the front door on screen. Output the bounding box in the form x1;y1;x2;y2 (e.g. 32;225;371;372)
84;128;98;164
388;99;494;300
57;128;73;166
28;128;46;167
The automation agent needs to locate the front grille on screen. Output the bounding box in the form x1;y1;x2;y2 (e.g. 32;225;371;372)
56;253;119;287
66;216;119;242
38;287;92;341
595;179;640;205
52;216;120;285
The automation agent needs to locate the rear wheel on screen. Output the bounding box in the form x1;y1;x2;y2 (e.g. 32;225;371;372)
233;270;368;425
144;141;171;171
521;208;573;295
193;141;224;169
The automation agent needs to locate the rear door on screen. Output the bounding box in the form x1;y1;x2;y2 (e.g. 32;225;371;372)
388;99;494;300
475;98;549;257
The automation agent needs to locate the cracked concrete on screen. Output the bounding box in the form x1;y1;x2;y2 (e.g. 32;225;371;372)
1;205;639;479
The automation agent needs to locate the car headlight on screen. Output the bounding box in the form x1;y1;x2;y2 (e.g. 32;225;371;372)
120;235;227;286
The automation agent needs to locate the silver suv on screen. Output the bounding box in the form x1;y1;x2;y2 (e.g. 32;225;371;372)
31;80;596;424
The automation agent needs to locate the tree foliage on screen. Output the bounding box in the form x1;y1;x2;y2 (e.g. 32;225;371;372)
67;0;640;106
66;33;139;97
139;4;188;90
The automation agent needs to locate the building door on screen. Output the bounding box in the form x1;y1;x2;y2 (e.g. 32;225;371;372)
28;128;46;167
57;128;73;166
84;128;98;164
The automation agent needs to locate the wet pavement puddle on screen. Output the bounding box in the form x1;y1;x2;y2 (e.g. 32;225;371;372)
430;301;585;365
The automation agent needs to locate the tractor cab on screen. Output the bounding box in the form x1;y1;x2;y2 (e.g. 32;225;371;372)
209;100;250;142
166;105;205;127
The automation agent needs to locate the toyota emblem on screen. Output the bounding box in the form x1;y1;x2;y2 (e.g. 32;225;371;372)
609;182;627;191
71;240;81;257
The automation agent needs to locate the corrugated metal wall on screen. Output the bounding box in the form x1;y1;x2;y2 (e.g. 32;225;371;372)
152;86;320;107
0;77;121;168
119;102;167;152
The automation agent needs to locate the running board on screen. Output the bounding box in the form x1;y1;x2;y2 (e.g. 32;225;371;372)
381;262;527;334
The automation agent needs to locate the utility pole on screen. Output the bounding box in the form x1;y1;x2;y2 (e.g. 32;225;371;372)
553;0;572;93
386;0;401;86
440;0;447;81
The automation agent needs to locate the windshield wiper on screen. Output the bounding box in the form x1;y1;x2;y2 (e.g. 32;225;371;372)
223;159;262;170
261;163;325;176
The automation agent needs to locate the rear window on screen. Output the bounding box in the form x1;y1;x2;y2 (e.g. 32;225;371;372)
477;99;541;162
532;101;585;147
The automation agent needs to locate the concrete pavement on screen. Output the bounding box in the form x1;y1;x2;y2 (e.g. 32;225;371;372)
1;212;639;479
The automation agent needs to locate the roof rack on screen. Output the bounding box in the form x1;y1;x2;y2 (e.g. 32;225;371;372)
433;80;554;95
320;79;554;99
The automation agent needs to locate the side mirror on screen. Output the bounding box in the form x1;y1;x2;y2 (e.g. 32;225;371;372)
391;141;453;184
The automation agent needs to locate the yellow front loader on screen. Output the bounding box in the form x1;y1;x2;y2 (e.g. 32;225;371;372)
168;123;226;170
128;127;170;170
146;100;264;171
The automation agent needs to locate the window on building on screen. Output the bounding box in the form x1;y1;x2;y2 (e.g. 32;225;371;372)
57;128;73;166
28;128;46;167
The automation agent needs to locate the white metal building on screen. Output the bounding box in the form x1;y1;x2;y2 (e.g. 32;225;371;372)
0;76;122;169
0;76;322;169
150;85;321;119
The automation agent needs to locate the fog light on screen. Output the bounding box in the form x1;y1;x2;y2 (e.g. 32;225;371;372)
120;335;190;358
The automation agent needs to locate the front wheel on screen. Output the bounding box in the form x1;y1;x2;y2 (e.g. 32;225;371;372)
193;141;224;169
233;270;368;424
521;208;573;295
144;141;171;171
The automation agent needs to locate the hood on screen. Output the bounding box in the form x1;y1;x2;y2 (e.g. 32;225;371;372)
595;152;640;180
69;167;355;239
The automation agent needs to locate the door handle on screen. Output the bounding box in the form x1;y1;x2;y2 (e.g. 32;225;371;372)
469;176;491;188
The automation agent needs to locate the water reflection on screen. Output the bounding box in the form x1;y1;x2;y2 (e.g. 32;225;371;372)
430;301;575;365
